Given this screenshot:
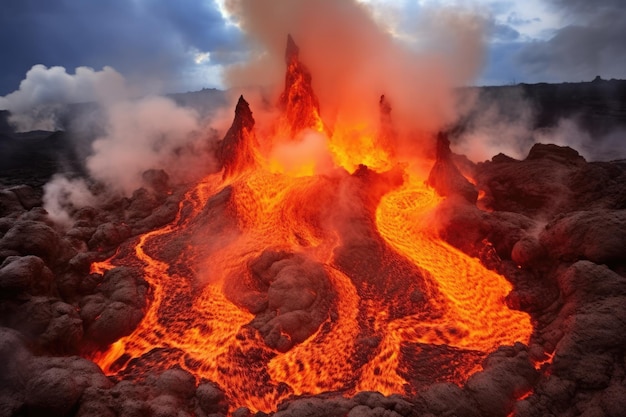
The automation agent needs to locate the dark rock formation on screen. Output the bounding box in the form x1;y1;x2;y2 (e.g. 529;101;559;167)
229;250;336;352
217;95;259;178
427;132;478;203
81;267;148;347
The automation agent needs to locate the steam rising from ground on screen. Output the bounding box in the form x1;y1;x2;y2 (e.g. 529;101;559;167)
224;0;488;155
452;87;536;161
87;96;203;195
1;0;624;227
42;175;98;227
0;65;223;225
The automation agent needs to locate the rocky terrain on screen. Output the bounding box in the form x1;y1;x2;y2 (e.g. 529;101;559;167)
1;80;626;416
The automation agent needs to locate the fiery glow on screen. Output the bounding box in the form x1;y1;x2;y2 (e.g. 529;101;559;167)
87;36;532;413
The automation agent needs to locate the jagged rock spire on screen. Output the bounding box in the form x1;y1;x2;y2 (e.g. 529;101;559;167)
427;131;478;203
218;95;259;178
378;94;396;158
285;34;300;63
277;34;325;138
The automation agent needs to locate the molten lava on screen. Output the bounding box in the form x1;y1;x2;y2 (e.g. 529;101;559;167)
89;36;532;413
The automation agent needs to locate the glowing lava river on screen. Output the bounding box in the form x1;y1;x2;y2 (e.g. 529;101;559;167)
88;36;533;414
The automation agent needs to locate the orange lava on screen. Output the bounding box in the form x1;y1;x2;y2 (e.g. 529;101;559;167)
88;37;532;414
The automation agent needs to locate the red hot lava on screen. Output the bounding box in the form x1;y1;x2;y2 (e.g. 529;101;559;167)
90;36;532;413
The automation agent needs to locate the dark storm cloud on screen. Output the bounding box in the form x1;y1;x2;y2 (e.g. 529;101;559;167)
516;0;626;82
0;0;243;95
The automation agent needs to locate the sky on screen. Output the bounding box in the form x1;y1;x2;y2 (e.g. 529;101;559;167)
0;0;625;97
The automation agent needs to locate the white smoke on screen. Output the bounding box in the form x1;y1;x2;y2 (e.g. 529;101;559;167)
42;175;98;228
87;95;202;195
0;65;127;131
452;87;536;161
0;64;224;225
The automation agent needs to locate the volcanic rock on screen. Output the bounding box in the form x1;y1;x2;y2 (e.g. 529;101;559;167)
510;236;547;269
539;209;626;265
142;169;171;198
277;35;325;137
557;260;626;303
0;255;53;295
417;383;480;417
330;167;429;322
4;296;84;353
25;367;81;416
24;356;112;417
0;190;24;219
196;381;227;415
218;96;259;178
130;193;180;235
0;220;61;263
156;369;196;399
526;143;586;165
427;132;478;203
475;143;584;216
81;266;148;346
87;221;132;251
465;343;538;417
434;196;536;260
0;333;30;415
377;95;396;157
238;250;335;352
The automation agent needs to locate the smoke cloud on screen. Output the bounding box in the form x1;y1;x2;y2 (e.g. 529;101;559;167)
0;65;127;132
0;64;224;224
269;129;334;176
452;87;536;161
87;96;205;196
516;0;626;82
42;175;98;227
224;0;490;158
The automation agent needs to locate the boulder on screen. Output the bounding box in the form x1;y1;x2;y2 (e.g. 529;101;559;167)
539;210;626;264
87;222;132;251
0;255;53;295
465;344;538;417
0;220;60;262
81;267;148;346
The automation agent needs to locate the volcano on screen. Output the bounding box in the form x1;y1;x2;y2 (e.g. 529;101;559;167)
89;35;532;411
1;36;626;417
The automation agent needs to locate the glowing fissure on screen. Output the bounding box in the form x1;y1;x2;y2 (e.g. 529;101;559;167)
88;36;532;413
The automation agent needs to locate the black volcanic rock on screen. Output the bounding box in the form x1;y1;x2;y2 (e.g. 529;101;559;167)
539;210;626;265
0;220;61;263
217;95;259;178
0;255;53;296
427;132;478;203
434;196;536;260
526;143;586;165
87;221;131;251
81;267;148;347
465;343;538;417
475;144;580;216
232;250;335;352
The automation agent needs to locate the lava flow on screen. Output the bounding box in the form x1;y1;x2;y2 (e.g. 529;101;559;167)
89;36;533;413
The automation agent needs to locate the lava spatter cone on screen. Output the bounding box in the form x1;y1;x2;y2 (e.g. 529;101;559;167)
88;35;532;413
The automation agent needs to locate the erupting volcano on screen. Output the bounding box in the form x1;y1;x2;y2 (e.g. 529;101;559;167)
88;36;532;413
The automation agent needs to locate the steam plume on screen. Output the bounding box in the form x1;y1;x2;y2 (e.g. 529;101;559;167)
224;0;489;157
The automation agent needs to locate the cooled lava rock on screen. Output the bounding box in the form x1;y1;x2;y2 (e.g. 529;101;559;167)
427;132;478;204
218;95;259;178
